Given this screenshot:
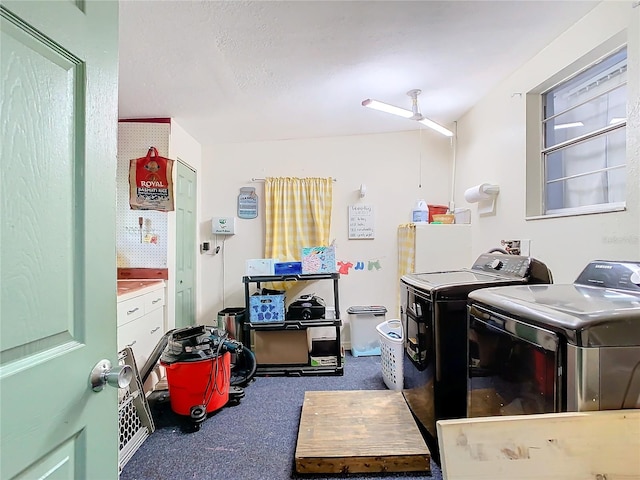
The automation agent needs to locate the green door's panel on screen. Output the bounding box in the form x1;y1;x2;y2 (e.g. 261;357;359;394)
1;10;80;358
13;436;77;480
0;1;119;479
175;161;196;329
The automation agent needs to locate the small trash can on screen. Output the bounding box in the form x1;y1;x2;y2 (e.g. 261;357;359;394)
348;305;387;357
217;307;246;343
376;319;404;390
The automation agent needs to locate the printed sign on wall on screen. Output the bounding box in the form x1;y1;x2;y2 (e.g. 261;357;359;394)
348;204;375;239
238;187;258;219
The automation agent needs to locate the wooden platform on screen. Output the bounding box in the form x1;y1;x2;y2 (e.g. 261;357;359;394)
295;390;430;474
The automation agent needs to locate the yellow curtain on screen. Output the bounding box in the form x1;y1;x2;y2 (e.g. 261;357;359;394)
265;177;333;290
396;223;416;317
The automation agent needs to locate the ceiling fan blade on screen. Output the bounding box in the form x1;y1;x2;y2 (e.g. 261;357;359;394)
361;99;413;119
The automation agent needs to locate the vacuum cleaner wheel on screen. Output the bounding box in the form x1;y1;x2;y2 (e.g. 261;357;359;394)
189;404;207;426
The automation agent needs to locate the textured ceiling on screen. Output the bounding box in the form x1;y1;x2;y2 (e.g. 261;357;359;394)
118;0;599;146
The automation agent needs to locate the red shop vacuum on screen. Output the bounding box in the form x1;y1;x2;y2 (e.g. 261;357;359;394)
159;325;255;431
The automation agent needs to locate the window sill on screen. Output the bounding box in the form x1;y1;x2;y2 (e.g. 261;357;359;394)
526;203;626;221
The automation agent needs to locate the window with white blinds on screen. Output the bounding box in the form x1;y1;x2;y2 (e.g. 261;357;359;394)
541;47;627;215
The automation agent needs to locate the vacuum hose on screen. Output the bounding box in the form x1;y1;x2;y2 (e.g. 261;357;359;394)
230;346;257;387
141;329;175;384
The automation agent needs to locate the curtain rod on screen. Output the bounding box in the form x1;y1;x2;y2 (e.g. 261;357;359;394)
251;177;337;182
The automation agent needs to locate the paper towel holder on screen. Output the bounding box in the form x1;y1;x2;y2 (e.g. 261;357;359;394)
465;183;500;215
480;184;500;196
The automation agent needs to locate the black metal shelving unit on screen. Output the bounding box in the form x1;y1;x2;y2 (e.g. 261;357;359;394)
242;272;343;376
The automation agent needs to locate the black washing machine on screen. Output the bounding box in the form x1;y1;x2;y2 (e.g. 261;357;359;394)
467;260;640;419
400;253;553;460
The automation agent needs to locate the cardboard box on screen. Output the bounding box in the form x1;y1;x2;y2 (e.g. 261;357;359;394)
310;347;345;367
253;330;309;365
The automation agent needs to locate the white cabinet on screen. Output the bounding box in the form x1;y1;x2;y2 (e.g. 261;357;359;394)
414;224;472;272
117;281;166;380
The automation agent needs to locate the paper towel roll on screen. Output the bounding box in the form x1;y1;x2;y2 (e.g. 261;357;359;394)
464;183;498;203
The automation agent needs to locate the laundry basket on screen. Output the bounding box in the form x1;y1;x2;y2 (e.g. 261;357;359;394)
376;319;404;391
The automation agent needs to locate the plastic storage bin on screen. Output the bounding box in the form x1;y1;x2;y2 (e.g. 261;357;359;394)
348;305;387;357
427;204;448;223
376;319;404;391
249;293;285;323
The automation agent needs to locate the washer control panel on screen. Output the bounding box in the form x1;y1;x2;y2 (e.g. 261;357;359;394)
471;253;530;278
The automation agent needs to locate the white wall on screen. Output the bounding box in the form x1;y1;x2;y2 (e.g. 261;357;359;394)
198;130;454;344
454;1;640;283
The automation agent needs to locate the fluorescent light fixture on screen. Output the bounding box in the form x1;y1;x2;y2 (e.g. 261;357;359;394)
554;121;583;130
609;117;626;124
362;92;454;137
419;118;454;137
361;99;413;118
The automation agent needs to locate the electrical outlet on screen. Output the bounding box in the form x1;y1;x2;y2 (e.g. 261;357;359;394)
501;239;531;256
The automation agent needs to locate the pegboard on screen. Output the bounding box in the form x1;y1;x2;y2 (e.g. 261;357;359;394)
116;122;170;268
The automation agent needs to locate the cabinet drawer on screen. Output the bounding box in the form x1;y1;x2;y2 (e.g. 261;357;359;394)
117;296;145;326
117;308;164;368
144;289;165;313
117;319;141;357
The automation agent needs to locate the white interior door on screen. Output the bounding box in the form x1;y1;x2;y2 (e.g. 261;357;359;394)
0;1;119;478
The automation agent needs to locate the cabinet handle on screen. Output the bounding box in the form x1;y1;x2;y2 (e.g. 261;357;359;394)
150;326;161;334
126;340;137;347
152;298;162;304
127;307;139;315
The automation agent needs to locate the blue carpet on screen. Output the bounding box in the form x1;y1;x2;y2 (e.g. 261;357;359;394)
120;353;443;480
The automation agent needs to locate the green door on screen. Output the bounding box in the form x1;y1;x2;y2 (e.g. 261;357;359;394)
175;160;197;329
1;1;119;479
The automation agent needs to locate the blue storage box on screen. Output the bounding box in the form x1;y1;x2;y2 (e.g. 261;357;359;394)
249;294;285;323
274;261;302;275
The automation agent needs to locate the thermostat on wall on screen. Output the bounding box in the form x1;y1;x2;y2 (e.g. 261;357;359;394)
212;217;236;235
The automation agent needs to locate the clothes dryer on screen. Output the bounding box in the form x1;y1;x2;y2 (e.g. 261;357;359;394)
467;260;640;418
400;253;553;459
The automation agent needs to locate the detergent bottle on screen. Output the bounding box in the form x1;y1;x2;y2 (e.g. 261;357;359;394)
412;200;429;223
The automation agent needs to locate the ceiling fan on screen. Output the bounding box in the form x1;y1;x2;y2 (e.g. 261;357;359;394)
361;89;454;137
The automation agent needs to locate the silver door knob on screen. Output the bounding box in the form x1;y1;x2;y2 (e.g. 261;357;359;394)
90;359;133;392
